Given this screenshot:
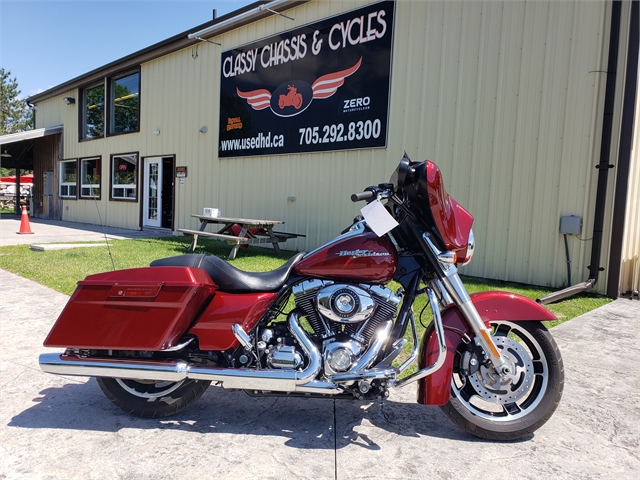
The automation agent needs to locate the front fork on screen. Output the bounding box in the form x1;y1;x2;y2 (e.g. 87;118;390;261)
423;235;510;376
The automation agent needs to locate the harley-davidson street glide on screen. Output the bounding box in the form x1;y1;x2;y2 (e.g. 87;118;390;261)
39;154;564;440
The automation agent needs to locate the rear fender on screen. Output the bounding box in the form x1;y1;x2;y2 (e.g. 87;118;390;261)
417;291;556;405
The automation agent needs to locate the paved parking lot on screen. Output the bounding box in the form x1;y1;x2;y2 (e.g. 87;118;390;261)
1;267;638;479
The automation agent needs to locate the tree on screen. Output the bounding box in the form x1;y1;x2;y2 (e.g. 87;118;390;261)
112;82;139;133
0;68;34;135
84;84;104;138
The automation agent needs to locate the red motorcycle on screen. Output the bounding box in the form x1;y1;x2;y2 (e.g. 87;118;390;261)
40;154;563;440
278;85;303;110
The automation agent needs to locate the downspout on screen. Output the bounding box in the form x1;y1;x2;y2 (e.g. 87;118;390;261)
539;1;623;304
26;100;36;130
606;0;639;298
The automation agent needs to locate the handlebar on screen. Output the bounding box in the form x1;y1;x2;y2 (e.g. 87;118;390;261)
351;191;377;202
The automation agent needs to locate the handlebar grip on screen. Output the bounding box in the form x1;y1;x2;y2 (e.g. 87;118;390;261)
351;191;376;202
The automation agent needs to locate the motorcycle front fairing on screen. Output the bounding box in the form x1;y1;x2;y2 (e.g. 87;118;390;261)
398;156;474;264
417;291;557;405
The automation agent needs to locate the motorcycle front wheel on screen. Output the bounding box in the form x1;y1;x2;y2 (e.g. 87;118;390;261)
440;320;564;440
96;377;211;418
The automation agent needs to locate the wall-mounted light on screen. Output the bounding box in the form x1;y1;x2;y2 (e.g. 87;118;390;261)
199;126;207;134
63;97;75;105
152;129;161;135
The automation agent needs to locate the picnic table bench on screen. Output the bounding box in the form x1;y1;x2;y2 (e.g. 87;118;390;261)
177;214;304;260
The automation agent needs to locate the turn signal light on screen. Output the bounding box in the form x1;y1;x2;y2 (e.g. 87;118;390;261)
437;251;457;264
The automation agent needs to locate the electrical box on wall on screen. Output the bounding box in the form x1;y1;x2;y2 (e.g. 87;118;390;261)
559;215;582;235
43;171;53;196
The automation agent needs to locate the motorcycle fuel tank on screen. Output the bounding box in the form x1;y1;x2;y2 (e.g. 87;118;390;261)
294;232;397;283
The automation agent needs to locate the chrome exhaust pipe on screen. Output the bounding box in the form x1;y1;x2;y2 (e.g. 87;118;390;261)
39;310;336;394
39;354;190;383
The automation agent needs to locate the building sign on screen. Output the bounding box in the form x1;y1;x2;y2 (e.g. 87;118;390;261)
176;166;187;178
219;1;395;158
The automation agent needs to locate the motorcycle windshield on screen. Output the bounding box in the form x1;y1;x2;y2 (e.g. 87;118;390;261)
424;160;474;255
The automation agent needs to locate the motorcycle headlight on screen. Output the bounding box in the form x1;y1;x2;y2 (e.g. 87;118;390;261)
461;229;475;266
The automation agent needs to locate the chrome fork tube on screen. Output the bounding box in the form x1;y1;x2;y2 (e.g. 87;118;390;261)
423;234;507;373
432;278;454;308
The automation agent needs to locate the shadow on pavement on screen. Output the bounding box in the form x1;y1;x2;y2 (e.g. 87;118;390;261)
9;378;524;449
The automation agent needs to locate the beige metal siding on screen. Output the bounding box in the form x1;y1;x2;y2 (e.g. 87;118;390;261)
620;59;640;295
214;0;624;293
32;0;634;295
36;89;147;230
381;0;612;292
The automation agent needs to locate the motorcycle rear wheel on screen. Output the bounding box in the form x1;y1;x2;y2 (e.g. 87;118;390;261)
440;320;564;440
97;377;211;418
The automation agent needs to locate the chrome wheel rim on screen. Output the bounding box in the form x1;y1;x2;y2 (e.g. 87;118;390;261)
115;378;185;399
452;321;549;422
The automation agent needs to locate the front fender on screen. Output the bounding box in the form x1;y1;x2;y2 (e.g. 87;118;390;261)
417;291;556;406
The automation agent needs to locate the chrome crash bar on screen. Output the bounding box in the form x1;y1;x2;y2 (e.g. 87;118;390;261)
392;287;447;388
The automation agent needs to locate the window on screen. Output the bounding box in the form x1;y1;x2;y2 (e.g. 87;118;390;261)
80;69;140;140
82;83;105;139
110;72;140;134
59;159;77;198
111;153;138;201
80;157;101;198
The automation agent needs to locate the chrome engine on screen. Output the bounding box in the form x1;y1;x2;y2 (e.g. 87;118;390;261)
263;279;402;378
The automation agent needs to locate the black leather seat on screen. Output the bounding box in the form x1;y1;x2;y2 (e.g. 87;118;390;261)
150;253;305;293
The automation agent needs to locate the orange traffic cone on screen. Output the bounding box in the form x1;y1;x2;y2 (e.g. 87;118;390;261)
17;205;34;234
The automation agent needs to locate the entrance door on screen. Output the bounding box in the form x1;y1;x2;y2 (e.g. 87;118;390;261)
143;156;175;229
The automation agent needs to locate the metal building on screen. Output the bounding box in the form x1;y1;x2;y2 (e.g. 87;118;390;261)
2;0;638;296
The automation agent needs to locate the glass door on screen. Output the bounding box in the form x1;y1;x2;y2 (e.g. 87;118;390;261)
143;157;162;227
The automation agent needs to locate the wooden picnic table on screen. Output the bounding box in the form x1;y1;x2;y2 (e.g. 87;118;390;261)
178;214;303;260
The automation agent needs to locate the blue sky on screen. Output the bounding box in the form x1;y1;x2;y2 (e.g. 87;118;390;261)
0;0;254;99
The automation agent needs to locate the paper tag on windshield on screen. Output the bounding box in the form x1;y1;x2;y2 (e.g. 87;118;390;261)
361;199;399;237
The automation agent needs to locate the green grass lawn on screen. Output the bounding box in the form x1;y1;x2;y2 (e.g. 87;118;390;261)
0;235;611;373
0;236;297;296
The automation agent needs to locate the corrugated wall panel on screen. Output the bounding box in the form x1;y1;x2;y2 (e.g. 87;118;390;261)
32;0;635;295
619;51;640;295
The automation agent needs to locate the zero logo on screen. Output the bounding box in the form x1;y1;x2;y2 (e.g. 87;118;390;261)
343;97;371;112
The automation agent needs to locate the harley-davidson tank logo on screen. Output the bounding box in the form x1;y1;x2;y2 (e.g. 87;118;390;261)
337;249;391;258
236;57;362;118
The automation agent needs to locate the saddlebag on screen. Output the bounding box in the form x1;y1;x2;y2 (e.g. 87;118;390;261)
44;267;217;351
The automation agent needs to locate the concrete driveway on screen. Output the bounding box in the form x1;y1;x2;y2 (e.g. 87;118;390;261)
0;268;638;480
0;214;171;247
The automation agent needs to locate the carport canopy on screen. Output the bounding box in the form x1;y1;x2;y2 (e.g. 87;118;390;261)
0;125;63;170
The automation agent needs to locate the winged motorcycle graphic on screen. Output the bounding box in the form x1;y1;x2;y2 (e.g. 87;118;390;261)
236;57;363;117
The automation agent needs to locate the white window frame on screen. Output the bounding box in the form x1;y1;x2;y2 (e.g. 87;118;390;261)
111;153;138;201
80;156;101;199
59;159;77;198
